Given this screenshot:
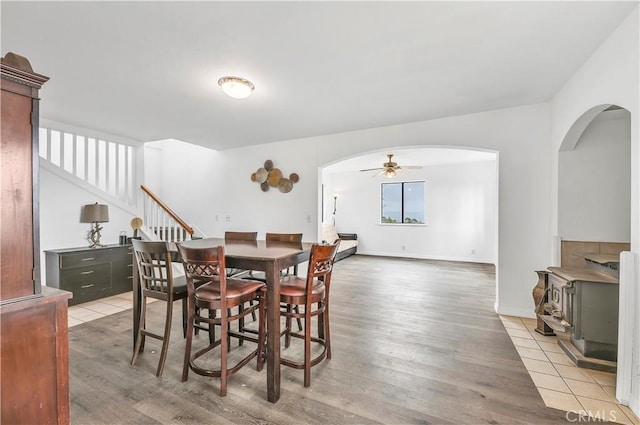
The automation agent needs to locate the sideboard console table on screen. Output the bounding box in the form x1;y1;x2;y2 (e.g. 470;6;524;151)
45;244;133;306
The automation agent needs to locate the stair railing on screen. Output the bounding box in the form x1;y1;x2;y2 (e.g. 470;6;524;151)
140;185;194;242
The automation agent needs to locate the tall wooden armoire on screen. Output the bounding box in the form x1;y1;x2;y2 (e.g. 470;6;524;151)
1;52;72;425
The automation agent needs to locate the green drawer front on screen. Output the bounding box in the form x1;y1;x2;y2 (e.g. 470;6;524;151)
61;263;112;305
59;250;111;269
60;263;112;292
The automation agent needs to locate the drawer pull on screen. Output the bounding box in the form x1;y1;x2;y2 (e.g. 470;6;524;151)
81;270;94;275
81;257;95;261
81;284;95;289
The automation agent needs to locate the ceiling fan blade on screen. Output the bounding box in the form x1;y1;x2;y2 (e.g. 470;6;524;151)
398;165;422;169
359;167;384;172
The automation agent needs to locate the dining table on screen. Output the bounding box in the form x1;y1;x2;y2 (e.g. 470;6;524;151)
131;237;313;403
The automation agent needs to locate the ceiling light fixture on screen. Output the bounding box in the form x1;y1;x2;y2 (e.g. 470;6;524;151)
218;76;255;99
383;169;396;178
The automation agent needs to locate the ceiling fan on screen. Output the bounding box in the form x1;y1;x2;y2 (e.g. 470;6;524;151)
359;154;422;178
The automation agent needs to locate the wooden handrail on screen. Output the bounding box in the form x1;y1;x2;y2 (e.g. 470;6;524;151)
140;184;194;235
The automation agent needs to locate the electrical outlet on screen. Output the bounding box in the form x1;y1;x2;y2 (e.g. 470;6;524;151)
306;215;311;223
215;215;219;221
225;215;231;222
471;249;475;255
401;245;406;251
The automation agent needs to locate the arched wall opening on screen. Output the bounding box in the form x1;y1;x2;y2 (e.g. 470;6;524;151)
319;145;499;297
558;105;631;242
557;104;634;408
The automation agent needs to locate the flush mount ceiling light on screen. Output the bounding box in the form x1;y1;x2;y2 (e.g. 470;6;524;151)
218;76;255;99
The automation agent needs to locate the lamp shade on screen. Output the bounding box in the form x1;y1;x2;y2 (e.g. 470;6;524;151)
81;203;109;223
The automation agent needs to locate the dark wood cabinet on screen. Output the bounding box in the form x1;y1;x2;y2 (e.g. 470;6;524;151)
0;53;48;301
45;244;133;305
1;53;72;425
1;287;71;424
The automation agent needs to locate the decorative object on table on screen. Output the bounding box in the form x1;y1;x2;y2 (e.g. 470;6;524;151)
251;159;299;193
532;270;555;336
359;153;422;178
81;203;109;248
130;217;143;238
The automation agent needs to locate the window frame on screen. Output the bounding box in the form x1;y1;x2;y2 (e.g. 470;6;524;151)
379;180;426;225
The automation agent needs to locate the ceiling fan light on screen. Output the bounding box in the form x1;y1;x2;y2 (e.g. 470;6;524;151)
218;76;255;99
383;169;396;178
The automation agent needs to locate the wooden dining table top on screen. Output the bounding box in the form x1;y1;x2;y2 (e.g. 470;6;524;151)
177;237;314;261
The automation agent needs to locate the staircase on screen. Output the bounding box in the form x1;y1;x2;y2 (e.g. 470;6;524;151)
39;123;200;244
140;184;197;242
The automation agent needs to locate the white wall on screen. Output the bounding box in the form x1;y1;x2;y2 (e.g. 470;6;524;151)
324;159;497;263
550;6;639;415
146;138;321;241
147;102;552;319
39;167;138;285
558;110;631;242
143;139;220;238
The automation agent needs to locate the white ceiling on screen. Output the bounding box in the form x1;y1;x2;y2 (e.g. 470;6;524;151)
1;1;636;155
324;148;496;173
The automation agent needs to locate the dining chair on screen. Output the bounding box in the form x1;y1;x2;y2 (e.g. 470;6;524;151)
278;241;340;387
261;233;304;331
224;231;259;325
177;244;266;397
266;232;303;276
130;239;189;377
224;231;257;278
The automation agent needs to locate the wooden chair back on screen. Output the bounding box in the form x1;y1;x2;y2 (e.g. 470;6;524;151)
305;242;340;296
266;233;303;243
132;239;175;300
224;231;257;241
177;244;228;307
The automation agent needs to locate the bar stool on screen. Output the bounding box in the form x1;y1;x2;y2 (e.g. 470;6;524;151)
278;241;340;387
131;239;188;377
177;243;266;396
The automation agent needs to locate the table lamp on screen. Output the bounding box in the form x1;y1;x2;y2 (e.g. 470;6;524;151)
81;203;109;248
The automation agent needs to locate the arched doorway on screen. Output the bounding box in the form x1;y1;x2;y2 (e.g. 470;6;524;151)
557;104;633;405
319;145;498;272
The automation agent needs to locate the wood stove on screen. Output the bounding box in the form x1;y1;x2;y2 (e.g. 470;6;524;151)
535;246;622;372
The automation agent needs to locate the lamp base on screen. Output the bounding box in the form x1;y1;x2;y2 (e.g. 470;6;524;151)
88;222;104;248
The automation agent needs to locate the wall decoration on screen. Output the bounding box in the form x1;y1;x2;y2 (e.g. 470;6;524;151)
251;159;299;193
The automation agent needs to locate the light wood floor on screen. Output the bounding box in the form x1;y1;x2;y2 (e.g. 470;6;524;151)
68;255;573;424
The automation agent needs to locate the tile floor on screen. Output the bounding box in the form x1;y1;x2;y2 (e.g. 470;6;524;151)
500;315;639;425
67;290;149;327
68;295;639;424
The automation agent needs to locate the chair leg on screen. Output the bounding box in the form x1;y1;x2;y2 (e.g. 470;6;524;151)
325;301;331;360
182;298;188;338
220;315;228;397
304;310;312;387
156;298;173;377
131;297;147;366
182;298;196;382
285;305;293;348
294;305;303;331
209;309;216;344
238;305;245;346
257;293;266;371
249;299;257;321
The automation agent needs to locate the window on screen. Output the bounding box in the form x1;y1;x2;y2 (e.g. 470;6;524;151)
381;181;425;224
